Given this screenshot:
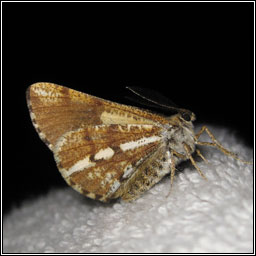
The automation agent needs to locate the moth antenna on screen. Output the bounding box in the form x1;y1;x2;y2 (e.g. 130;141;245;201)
126;86;182;113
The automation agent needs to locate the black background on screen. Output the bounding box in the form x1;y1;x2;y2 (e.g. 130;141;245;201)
3;2;254;214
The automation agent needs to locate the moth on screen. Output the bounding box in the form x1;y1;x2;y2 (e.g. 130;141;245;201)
26;82;252;202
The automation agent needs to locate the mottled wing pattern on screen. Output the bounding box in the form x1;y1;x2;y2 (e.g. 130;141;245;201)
54;124;163;201
116;145;172;201
26;82;169;150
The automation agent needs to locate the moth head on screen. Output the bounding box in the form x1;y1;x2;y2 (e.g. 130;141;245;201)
179;109;196;123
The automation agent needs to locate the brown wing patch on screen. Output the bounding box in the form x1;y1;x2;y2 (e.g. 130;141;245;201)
26;82;104;150
53;124;163;201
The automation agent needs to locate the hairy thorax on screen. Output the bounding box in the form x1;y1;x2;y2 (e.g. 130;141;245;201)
162;121;196;160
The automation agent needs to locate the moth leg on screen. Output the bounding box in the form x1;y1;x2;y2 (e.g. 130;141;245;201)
166;148;206;197
165;150;179;197
170;151;176;187
167;146;208;198
195;126;252;164
196;148;209;164
170;149;188;184
183;143;207;180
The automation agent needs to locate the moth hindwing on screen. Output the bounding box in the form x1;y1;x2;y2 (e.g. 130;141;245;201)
27;82;251;202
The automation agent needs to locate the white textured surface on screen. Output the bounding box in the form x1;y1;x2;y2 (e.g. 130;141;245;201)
3;126;253;253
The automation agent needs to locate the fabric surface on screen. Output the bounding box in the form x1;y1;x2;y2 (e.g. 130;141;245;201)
3;125;253;253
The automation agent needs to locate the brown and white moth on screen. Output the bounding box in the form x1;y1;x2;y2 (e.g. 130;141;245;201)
26;82;252;202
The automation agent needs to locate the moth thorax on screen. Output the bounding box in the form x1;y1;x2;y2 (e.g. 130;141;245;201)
165;123;195;156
